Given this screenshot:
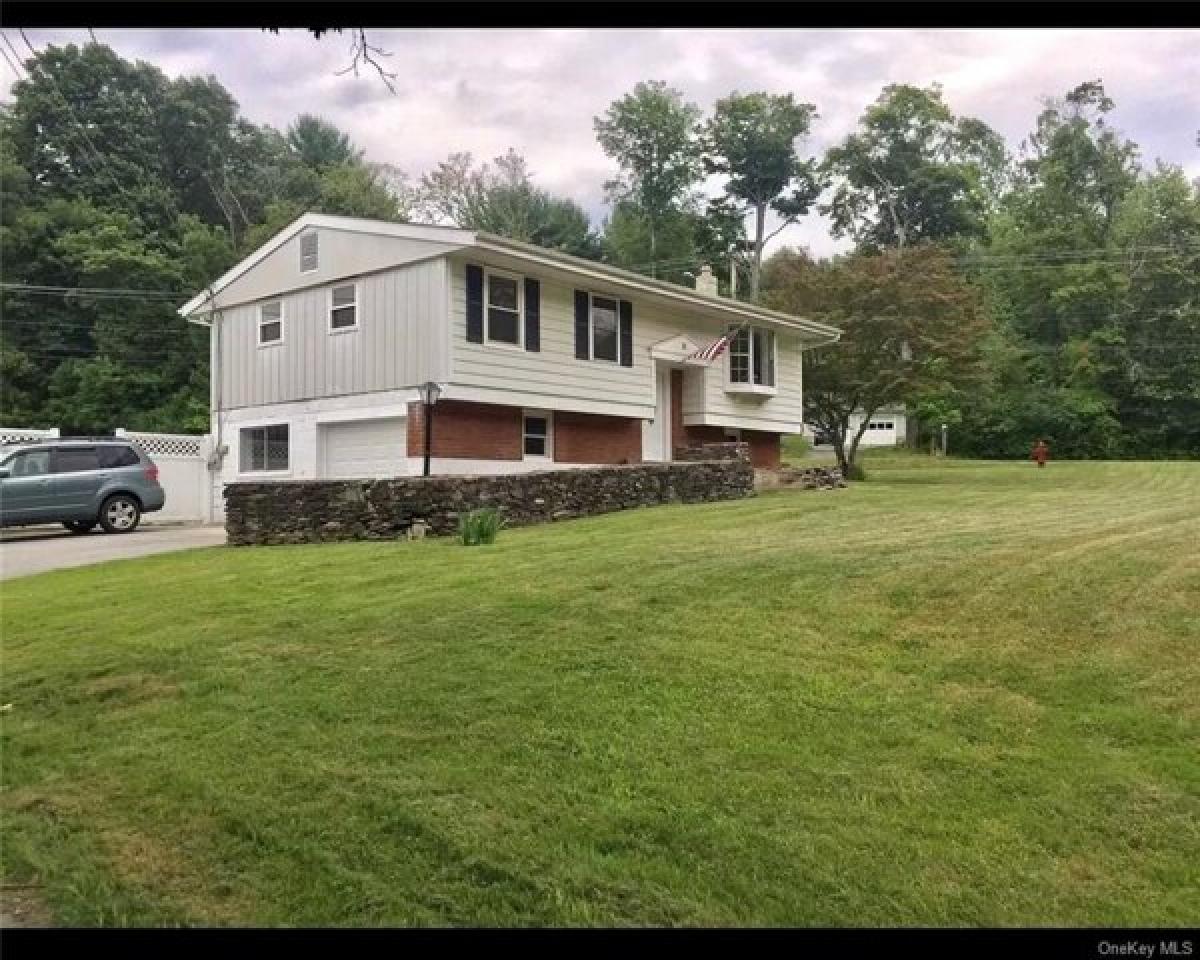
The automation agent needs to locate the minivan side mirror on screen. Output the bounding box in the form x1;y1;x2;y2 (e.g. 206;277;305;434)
0;468;10;479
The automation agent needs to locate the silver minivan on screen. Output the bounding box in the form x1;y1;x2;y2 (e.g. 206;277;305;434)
0;440;166;534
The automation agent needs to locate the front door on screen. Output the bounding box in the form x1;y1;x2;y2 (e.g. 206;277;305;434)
641;364;673;462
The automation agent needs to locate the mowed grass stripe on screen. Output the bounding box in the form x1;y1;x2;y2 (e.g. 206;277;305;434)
1;456;1197;925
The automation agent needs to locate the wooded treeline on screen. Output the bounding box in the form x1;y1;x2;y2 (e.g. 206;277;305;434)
1;42;1196;460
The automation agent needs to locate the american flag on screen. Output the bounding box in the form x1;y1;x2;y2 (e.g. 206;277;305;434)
686;328;737;364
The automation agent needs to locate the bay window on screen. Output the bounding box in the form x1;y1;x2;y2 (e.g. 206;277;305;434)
728;327;775;388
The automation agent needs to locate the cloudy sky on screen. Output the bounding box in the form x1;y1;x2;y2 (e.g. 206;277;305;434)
4;28;1198;257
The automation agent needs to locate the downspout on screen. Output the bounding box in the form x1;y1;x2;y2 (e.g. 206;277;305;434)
201;285;224;523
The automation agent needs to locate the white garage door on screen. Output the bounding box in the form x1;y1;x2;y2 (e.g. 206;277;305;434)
321;418;408;479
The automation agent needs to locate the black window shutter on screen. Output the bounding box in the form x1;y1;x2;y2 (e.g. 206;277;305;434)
574;290;590;360
465;264;484;343
524;278;540;352
619;299;634;367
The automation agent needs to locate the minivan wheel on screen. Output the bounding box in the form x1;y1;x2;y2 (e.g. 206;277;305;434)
63;520;95;535
98;495;141;534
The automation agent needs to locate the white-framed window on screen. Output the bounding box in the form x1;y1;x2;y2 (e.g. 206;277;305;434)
589;294;620;363
329;283;358;332
240;424;289;472
300;231;318;273
868;421;895;431
485;269;522;346
728;327;775;386
522;410;552;459
258;300;283;346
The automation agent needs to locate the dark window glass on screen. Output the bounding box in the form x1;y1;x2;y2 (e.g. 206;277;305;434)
98;446;140;468
486;274;520;344
591;297;618;361
7;450;50;477
729;329;751;383
331;284;357;329
487;307;519;344
487;275;518;311
52;448;101;473
241;425;289;471
523;416;548;457
260;301;283;344
753;329;775;386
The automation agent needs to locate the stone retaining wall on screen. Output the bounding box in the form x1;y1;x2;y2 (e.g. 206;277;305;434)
756;465;847;491
225;458;755;546
673;441;749;462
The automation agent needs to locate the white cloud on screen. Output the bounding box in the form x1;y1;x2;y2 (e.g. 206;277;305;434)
4;27;1197;260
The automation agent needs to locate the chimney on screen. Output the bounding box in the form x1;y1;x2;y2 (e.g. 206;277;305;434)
694;264;718;297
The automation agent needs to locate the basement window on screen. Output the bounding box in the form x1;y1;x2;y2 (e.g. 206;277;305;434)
523;410;552;459
240;424;289;472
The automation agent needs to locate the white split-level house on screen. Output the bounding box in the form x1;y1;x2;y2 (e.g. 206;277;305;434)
179;213;841;519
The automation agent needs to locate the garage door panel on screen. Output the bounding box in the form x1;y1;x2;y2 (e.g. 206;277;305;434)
322;418;408;478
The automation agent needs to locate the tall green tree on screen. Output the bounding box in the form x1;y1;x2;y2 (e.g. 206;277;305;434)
703;91;823;298
594;81;704;275
0;41;405;432
762;245;989;472
416;149;601;259
286;114;364;172
822;84;1008;251
955;80;1197;459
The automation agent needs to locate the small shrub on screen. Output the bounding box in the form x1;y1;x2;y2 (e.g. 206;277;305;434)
459;507;504;546
845;462;868;482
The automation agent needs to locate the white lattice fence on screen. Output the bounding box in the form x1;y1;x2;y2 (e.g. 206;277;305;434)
0;425;214;524
114;429;207;458
115;429;212;523
0;426;60;445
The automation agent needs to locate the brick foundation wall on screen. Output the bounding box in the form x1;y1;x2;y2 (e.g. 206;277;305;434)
681;425;780;469
224;459;755;546
407;400;522;460
743;431;782;470
683;425;728;448
554;411;642;465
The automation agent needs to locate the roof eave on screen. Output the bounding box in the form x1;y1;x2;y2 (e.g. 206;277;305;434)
472;233;841;342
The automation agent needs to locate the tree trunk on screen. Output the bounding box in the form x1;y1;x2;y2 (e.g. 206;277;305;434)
751;202;766;300
649;218;657;279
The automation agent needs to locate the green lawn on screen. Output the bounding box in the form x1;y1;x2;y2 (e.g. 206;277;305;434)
2;456;1197;926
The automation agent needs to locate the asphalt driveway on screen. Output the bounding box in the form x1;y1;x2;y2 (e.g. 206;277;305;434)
0;524;227;581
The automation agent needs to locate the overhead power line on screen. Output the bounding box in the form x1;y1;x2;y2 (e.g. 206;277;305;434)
1;283;188;300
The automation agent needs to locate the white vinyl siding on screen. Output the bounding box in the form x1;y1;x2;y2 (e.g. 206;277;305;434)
448;253;806;431
219;258;450;411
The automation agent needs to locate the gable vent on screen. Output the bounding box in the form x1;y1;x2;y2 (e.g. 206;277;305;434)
300;232;318;273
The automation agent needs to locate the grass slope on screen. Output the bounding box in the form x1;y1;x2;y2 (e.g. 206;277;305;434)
2;456;1197;926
